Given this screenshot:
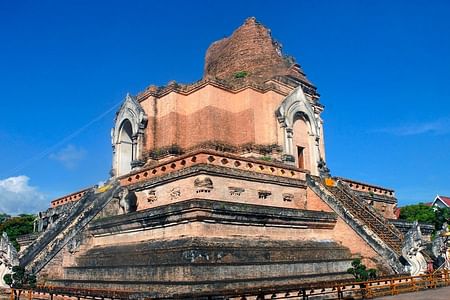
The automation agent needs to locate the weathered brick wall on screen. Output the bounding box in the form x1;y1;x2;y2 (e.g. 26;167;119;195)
133;174;307;212
204;17;311;86
140;86;285;152
305;186;388;271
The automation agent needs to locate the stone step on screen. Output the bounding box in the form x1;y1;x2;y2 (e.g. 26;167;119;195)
325;181;403;256
20;182;121;273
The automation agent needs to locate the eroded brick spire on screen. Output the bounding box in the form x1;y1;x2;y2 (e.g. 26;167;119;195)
204;17;313;87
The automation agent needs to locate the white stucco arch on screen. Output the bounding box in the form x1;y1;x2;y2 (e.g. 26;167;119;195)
276;86;325;176
117;119;133;176
112;94;148;177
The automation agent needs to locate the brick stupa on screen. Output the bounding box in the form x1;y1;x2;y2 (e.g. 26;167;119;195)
17;18;412;298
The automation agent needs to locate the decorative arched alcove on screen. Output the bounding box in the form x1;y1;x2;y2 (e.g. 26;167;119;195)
276;86;326;176
112;94;148;177
117;119;133;176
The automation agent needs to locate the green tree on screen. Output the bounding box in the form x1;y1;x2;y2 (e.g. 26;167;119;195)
0;213;10;224
3;266;36;300
347;258;377;282
399;204;450;232
0;214;36;251
399;204;435;223
434;207;450;230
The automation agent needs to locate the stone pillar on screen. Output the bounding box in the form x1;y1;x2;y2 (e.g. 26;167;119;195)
131;134;138;162
286;127;293;155
284;127;295;165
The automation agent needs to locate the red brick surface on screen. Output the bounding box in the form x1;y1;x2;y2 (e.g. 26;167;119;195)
204;17;311;86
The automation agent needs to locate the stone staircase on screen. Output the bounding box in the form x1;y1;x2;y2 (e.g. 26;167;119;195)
19;181;121;274
328;179;403;254
307;175;405;273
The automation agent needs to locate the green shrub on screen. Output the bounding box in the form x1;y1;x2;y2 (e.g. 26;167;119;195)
347;258;377;282
234;71;248;78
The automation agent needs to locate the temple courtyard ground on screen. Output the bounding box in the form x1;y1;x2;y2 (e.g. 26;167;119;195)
0;287;450;300
376;286;450;300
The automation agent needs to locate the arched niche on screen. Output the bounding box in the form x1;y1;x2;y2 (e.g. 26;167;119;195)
112;94;148;177
117;120;133;176
292;112;313;170
276;86;324;176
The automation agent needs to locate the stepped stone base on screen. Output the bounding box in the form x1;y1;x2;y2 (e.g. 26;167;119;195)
49;238;353;297
38;199;355;297
29;171;401;297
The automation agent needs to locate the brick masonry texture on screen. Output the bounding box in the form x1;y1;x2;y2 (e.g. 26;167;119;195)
204;17;312;87
22;17;406;298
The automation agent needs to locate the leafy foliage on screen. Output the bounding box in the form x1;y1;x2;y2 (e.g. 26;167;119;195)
149;144;183;159
234;71;248;78
347;258;377;282
399;204;450;231
0;214;36;251
260;156;272;162
434;207;450;230
3;266;36;289
399;204;435;223
0;213;10;224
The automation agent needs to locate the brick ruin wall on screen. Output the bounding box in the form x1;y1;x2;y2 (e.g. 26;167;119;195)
140;85;285;153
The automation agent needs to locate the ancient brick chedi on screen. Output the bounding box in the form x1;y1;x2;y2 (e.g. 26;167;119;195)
15;18;422;298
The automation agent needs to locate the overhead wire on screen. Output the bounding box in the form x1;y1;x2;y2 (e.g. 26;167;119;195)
2;100;123;178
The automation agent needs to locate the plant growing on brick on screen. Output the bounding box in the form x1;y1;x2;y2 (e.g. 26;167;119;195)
347;258;377;282
234;71;248;78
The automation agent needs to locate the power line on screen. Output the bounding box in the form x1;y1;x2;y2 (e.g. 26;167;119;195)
2;100;123;178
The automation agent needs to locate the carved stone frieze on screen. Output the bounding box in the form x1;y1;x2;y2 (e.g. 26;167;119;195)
431;222;449;269
170;188;181;200
0;232;19;288
118;188;138;214
282;193;294;202
146;190;157;204
194;176;213;194
229;187;245;196
258;190;272;199
401;221;428;275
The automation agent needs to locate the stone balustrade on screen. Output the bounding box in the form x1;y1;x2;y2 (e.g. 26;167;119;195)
336;177;395;197
50;188;90;208
119;150;307;187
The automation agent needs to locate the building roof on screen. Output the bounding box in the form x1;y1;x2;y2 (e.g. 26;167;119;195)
394;207;401;219
433;195;450;207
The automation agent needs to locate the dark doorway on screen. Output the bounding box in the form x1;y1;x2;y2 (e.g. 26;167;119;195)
297;146;305;169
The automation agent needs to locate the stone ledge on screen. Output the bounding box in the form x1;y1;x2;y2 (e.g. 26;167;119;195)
47;270;351;298
73;237;351;267
126;164;307;195
57;270;350;285
89;199;337;235
357;192;398;204
119;150;308;187
389;219;434;236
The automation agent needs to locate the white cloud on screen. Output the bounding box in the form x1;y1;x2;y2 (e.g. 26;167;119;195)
0;176;47;215
49;144;86;169
376;118;450;136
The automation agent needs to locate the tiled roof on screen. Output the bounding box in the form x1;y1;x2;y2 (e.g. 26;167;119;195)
436;195;450;207
394;207;401;219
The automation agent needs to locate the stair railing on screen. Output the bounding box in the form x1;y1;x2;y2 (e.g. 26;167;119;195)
333;179;403;250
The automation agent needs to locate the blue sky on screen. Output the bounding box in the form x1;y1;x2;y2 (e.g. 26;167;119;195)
0;0;449;214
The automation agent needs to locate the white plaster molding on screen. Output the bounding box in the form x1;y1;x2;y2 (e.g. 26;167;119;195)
276;86;320;137
276;86;324;175
112;94;147;144
112;94;148;176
